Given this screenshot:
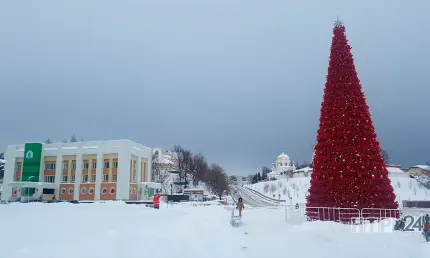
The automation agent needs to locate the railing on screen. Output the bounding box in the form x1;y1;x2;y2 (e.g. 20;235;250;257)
305;207;361;223
361;208;400;220
284;204;418;223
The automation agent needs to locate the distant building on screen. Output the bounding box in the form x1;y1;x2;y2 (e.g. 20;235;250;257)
2;140;161;202
183;189;204;201
408;165;430;176
229;175;248;185
268;149;296;180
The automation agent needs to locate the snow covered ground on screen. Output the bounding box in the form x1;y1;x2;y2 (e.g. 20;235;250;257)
246;176;430;206
1;202;429;258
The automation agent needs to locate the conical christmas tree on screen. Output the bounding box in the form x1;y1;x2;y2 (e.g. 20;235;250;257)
306;19;398;221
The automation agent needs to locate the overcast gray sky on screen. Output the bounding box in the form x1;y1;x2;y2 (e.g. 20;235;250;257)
1;0;429;175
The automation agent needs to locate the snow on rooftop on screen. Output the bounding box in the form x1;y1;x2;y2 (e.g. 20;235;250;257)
0;159;5;164
294;167;312;173
153;157;173;164
386;166;404;173
412;165;430;171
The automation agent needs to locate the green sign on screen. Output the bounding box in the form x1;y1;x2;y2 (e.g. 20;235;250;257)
22;143;43;182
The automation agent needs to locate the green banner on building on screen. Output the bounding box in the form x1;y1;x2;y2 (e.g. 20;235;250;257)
22;143;43;182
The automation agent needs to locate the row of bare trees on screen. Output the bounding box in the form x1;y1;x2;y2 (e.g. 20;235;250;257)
152;145;229;199
45;134;84;144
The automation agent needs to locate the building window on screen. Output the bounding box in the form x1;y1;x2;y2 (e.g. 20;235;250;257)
89;187;94;194
102;188;107;194
44;175;55;183
82;175;88;182
91;175;96;182
113;161;118;169
112;174;117;182
81;187;87;194
17;164;22;170
62;175;68;183
71;175;75;183
72;163;76;170
103;174;109;182
104;162;110;169
63;163;68;170
68;188;73;194
92;162;97;169
61;188;66;194
83;163;89;169
133;162;136;170
110;187;116;194
44;163;56;170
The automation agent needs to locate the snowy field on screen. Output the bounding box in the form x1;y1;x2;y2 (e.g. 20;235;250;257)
246;176;430;205
1;202;429;258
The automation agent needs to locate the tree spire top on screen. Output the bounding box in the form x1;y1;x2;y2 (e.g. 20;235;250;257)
334;14;343;26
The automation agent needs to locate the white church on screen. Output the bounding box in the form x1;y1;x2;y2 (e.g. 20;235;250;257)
267;149;297;180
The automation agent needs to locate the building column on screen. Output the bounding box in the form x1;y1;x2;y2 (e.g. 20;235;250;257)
38;156;44;183
94;153;103;200
74;154;83;200
54;154;63;196
136;156;142;184
117;150;131;200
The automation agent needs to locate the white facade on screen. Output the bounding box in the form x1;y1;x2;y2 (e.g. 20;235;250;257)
1;140;153;201
269;150;296;179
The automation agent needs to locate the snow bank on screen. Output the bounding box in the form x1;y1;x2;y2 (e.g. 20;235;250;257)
0;203;429;258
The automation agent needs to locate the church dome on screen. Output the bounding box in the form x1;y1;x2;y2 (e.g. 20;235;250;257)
276;149;289;161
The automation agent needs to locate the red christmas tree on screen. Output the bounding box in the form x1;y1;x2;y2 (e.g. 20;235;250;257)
306;19;398;221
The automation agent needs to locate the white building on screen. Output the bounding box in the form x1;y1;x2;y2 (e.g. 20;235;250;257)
1;140;160;202
268;150;296;180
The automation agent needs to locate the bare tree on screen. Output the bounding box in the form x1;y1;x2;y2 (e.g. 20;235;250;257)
172;145;193;188
45;138;53;144
206;163;229;199
270;184;277;193
190;153;208;186
263;183;270;193
70;134;77;142
0;154;4;179
297;162;311;169
426;160;430;166
151;151;171;194
61;139;67;143
380;148;390;163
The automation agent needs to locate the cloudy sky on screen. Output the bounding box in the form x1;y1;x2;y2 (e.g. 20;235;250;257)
0;0;429;175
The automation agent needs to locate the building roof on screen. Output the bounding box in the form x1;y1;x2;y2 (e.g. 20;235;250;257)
386;166;404;173
411;165;430;171
294;167;312;173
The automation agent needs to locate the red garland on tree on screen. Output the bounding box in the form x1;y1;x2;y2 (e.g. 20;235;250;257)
306;18;398;222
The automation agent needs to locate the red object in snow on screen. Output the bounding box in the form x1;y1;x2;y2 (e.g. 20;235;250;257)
153;194;161;209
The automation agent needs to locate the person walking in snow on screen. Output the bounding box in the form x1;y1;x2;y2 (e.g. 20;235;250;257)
236;197;245;217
